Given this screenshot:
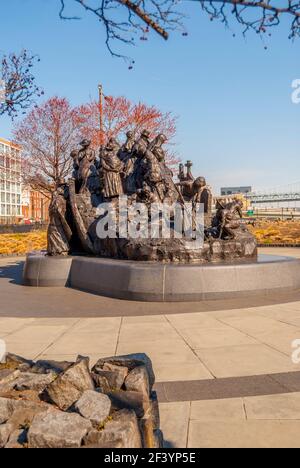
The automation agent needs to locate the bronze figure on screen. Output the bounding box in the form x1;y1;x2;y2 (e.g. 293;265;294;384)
77;139;96;194
100;138;124;198
119;130;135;161
212;199;244;240
47;180;72;256
148;134;168;163
177;175;212;221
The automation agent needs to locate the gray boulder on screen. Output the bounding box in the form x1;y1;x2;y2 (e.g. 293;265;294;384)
4;353;33;371
84;410;142;448
44;357;94;411
150;391;160;431
91;373;111;394
92;364;128;392
13;372;56;392
75;390;111;426
5;401;56;440
92;354;155;389
5;428;28;449
28;411;92;448
0;423;14;448
125;365;149;397
0;369;21;391
0;397;16;424
31;360;73;375
108;390;149;418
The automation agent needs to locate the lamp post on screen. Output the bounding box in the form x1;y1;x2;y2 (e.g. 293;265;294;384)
98;84;104;147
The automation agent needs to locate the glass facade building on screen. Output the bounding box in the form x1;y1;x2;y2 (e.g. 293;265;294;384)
0;137;22;224
221;186;252;196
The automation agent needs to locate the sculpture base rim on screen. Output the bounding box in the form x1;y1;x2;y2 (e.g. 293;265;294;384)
23;253;300;303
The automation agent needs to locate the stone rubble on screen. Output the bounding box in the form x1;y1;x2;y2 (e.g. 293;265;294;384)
75;390;111;426
13;372;56;392
125;365;150;397
28;411;92;449
0;352;163;448
83;409;142;448
44;356;95;411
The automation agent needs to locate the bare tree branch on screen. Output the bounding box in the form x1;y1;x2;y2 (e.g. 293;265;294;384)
59;0;184;59
57;0;300;60
0;50;43;119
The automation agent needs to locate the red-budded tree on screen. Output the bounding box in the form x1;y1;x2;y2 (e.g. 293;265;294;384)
13;97;85;196
79;96;180;170
14;95;179;196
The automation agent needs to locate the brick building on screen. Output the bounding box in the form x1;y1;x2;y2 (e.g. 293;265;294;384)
22;187;50;223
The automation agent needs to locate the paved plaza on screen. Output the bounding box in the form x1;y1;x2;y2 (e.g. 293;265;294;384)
1;247;300;447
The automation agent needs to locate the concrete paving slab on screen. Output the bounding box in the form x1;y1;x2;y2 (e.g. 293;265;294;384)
180;327;258;349
188;420;300;448
218;315;298;337
190;398;245;421
159;402;190;448
118;322;179;344
257;329;300;356
195;344;298;378
154;363;214;383
245;392;300;420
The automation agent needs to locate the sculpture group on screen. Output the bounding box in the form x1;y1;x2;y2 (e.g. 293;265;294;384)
48;130;257;263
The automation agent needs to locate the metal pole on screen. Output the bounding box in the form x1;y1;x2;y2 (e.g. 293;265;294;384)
98;84;104;146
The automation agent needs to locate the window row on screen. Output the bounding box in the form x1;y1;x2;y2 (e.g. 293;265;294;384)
0;181;22;193
0;193;21;204
0;204;22;216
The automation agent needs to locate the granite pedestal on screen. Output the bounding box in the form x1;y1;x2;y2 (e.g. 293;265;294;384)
23;254;300;303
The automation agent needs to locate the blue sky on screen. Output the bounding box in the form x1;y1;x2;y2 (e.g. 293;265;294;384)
1;0;300;193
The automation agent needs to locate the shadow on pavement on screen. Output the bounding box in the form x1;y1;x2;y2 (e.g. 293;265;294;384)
0;261;24;285
163;440;176;449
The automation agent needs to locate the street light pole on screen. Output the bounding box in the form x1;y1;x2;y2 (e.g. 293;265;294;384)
98;84;104;147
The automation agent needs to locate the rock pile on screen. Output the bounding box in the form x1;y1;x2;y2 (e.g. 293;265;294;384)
0;353;163;449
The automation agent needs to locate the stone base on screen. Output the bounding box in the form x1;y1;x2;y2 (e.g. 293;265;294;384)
23;254;300;302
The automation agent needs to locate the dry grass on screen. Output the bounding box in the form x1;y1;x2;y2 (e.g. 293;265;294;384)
1;222;300;255
0;231;47;255
249;220;300;244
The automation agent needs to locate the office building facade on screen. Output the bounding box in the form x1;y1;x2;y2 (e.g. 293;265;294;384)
0;137;22;224
221;186;252;196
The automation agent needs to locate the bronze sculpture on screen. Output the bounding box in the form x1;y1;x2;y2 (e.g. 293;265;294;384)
212;199;244;240
47;128;257;263
177;168;212;226
77;139;96;194
100;138;124;199
148;133;168;163
119;131;135;161
47;180;72;256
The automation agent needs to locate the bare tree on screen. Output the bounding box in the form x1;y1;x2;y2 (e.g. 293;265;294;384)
58;0;300;59
0;50;43;119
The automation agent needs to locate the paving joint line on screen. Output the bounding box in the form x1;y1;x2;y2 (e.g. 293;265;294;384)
114;317;123;356
164;314;216;379
215;316;297;360
185;401;192;449
33;317;83;360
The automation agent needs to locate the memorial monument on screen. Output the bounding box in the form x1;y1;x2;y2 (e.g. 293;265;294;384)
24;128;300;302
47;130;257;263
